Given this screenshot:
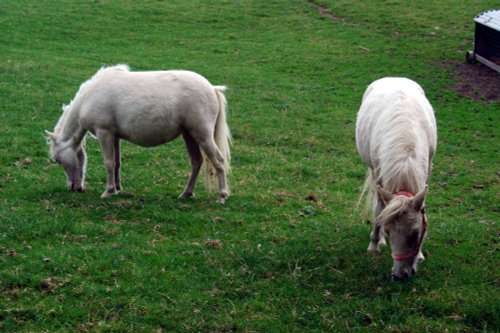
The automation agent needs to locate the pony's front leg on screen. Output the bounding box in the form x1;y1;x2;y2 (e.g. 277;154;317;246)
368;221;384;253
368;199;386;252
97;130;118;198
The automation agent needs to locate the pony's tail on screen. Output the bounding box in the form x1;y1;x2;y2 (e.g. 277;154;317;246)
203;85;232;193
356;168;377;219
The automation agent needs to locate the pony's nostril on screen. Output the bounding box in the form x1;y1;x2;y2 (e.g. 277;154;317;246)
391;271;410;281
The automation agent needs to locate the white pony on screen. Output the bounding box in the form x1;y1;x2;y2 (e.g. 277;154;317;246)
356;77;437;280
47;65;231;203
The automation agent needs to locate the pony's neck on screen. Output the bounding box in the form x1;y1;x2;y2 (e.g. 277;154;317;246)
55;106;86;148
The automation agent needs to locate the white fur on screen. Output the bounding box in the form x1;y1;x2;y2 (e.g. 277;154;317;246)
356;78;437;193
48;65;231;203
355;77;437;279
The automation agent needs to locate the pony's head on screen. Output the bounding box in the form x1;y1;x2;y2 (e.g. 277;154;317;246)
377;185;428;280
46;131;87;192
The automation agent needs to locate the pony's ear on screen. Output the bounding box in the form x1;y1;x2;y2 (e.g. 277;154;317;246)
376;185;394;205
45;130;58;142
413;185;428;211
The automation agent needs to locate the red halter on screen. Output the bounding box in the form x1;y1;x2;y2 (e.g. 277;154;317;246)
391;190;428;261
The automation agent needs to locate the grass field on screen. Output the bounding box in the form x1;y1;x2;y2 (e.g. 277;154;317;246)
1;1;499;332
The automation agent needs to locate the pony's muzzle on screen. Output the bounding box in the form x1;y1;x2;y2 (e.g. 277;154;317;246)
391;267;416;281
391;272;408;281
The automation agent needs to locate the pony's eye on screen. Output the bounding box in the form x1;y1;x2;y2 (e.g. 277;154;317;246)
409;231;419;244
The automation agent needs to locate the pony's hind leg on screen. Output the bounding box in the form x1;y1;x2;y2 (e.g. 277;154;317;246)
96;130;119;198
114;138;122;192
179;131;202;199
199;139;228;204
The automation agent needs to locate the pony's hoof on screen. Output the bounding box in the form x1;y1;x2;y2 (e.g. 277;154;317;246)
179;192;195;199
101;189;118;198
367;243;381;254
68;185;84;192
217;192;229;204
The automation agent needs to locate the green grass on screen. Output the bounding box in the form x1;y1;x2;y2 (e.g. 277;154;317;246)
1;1;499;331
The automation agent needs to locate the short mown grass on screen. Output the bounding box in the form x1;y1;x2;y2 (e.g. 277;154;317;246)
1;1;498;332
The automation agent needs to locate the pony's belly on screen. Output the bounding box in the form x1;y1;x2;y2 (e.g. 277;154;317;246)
120;127;182;147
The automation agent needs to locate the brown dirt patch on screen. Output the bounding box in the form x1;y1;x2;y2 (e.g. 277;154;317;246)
449;60;500;103
307;0;343;22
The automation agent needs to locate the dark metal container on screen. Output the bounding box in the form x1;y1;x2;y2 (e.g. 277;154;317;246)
466;10;500;73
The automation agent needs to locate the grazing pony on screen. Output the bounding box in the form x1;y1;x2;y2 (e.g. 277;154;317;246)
47;65;231;203
356;77;437;280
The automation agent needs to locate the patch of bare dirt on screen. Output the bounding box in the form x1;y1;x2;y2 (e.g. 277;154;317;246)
307;0;343;22
450;60;500;102
449;60;500;102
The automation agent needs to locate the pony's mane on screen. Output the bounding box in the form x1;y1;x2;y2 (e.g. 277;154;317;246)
375;94;427;194
54;64;130;135
377;157;424;194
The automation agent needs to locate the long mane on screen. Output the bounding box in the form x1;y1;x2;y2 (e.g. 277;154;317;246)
372;88;433;192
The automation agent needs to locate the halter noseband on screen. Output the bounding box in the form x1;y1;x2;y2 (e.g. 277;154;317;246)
391;190;428;261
